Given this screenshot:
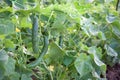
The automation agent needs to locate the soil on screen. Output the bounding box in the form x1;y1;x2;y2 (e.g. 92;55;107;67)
106;63;120;80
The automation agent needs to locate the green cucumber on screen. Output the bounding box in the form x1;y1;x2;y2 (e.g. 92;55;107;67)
27;32;49;67
116;0;120;11
59;35;63;48
32;15;39;54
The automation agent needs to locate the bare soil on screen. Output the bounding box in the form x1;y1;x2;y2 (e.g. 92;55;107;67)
106;63;120;80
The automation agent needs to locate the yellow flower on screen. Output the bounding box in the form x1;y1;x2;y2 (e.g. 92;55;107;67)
40;22;44;26
48;65;54;71
16;28;20;32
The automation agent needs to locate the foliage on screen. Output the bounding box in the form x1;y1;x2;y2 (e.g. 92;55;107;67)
0;0;119;80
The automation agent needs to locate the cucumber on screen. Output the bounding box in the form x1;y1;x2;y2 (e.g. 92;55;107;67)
32;15;39;54
116;0;120;11
27;30;49;67
59;35;63;48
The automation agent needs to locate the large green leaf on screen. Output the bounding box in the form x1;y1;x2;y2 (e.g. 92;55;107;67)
0;50;8;79
74;53;93;77
0;19;14;35
9;72;20;80
0;50;9;64
21;74;32;80
45;42;65;64
88;47;106;71
51;11;67;35
0;65;5;80
0;11;11;18
3;72;20;80
4;57;16;76
19;17;32;28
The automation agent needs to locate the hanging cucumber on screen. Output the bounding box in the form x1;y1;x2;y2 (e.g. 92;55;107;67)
27;29;49;67
59;35;63;48
32;14;39;54
116;0;120;11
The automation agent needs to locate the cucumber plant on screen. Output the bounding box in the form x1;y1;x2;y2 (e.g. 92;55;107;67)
0;0;120;80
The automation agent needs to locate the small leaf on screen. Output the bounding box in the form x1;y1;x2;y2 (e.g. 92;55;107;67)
4;39;15;48
81;26;90;36
98;32;106;40
89;25;99;36
63;55;74;66
111;22;120;39
19;17;32;28
106;14;116;23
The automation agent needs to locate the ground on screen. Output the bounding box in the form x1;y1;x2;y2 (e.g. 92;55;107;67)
106;63;120;80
